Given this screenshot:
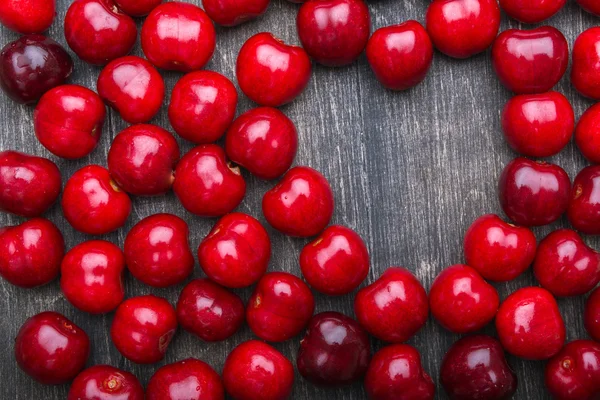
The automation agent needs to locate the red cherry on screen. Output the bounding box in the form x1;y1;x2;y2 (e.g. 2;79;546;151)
34;84;105;159
141;2;215;72
68;365;144;400
60;240;125;314
576;103;600;164
464;214;537;282
176;278;245;342
225;107;298;180
203;0;269;26
568;166;600;235
299;225;369;295
425;0;500;59
107;125;179;196
111;295;177;364
236;32;311;107
223;340;294;400
296;0;371;67
198;213;270;288
168;71;238;144
0;151;61;217
499;0;566;23
545;340;600;400
572;28;600;100
578;0;600;15
0;218;64;288
354;267;428;343
62;165;131;235
585;287;600;341
262;166;334;237
15;311;89;384
147;358;225;400
496;286;565;360
366;21;433;91
114;0;162;16
173;145;246;217
492;27;569;94
0;0;55;34
247;272;315;342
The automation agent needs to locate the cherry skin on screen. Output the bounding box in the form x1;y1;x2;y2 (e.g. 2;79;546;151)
168;71;238;144
64;0;137;66
0;35;73;104
572;28;600;100
114;0;162;16
147;358;225;400
0;218;64;288
577;0;600;16
299;225;369;295
176;278;245;342
354;267;428;343
236;32;311;107
68;365;144;400
203;0;270;26
576;103;600;164
495;286;565;360
585;287;600;341
34;84;106;159
110;295;177;364
568;166;600;235
62;165;131;235
440;335;517;400
141;2;216;72
492;27;569;94
366;21;434;91
223;340;294;400
296;0;371;67
15;311;89;384
0;0;55;34
0;151;61;217
262;166;334;237
545;340;600;400
198;213;271;288
107;125;179;196
173;145;246;217
225;107;298;180
498;157;571;227
499;0;566;24
247;272;315;342
124;214;194;288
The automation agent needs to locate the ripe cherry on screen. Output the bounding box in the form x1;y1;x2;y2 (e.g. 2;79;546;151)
114;0;162;16
68;365;144;400
499;0;566;23
572;28;600;100
147;358;225;400
203;0;270;26
576;103;600;164
585;287;600;341
568;166;600;235
545;340;600;400
577;0;600;15
0;0;55;34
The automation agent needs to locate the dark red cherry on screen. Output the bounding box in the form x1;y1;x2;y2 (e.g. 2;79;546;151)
577;0;600;16
68;365;144;400
572;27;600;100
147;358;224;400
545;340;600;400
203;0;270;26
585;287;600;341
0;0;55;34
114;0;162;16
499;0;566;23
568;166;600;235
576;103;600;164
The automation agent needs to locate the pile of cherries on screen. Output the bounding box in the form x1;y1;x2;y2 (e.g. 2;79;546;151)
2;0;600;399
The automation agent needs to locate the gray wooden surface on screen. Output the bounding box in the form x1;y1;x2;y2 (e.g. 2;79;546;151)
1;0;598;398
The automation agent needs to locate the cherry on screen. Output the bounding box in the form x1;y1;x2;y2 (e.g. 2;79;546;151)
262;166;334;237
62;165;131;235
223;340;294;400
492;27;569;94
34;84;106;159
585;287;600;341
425;0;500;59
572;28;600;100
0;151;61;217
124;213;194;288
68;365;144;400
0;218;64;288
203;0;270;26
147;358;225;400
495;286;565;360
0;35;72;104
0;0;55;34
440;335;517;400
247;272;315;342
236;32;311;107
545;340;600;400
173;145;246;217
501;91;574;158
168;71;238;144
577;0;600;16
499;0;566;23
114;0;162;16
141;2;216;72
498;157;571;226
296;0;371;67
97;56;165;124
576;103;600;164
429;264;500;334
60;240;125;314
299;225;369;295
107;124;179;196
354;267;428;343
225;107;298;180
110;295;177;364
198;212;271;288
176;278;245;342
568;166;600;235
366;21;434;91
15;311;89;384
64;0;137;66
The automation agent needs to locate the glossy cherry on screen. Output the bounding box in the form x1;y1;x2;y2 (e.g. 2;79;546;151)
499;0;565;23
203;0;270;26
576;103;600;164
147;358;224;400
110;295;177;364
568;166;600;235
68;365;144;400
577;0;600;16
168;71;238;144
247;272;315;342
585;287;600;341
114;0;162;16
0;0;55;34
198;213;270;288
572;28;600;100
545;340;600;400
236;32;311;107
495;286;565;360
15;311;89;384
